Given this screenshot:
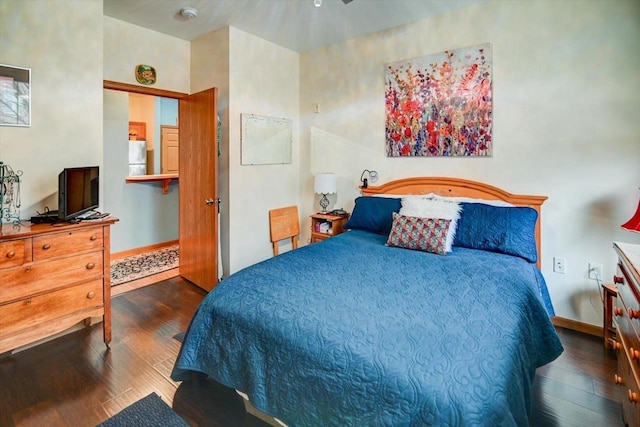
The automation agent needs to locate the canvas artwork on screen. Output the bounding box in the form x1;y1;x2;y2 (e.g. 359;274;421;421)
385;43;492;157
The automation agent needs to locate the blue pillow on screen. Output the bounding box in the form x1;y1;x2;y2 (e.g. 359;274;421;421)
453;202;538;263
344;197;401;235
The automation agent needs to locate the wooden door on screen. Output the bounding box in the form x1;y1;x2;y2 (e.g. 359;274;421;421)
161;125;179;174
179;88;218;291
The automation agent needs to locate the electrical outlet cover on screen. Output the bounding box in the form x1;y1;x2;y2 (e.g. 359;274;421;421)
589;263;603;280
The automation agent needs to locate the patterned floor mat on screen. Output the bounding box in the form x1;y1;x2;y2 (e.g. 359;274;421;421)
111;245;179;286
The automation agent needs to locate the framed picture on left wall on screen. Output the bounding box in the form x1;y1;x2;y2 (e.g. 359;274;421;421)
0;64;31;127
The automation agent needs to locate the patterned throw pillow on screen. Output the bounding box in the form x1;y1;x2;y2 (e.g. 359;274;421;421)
399;197;461;253
386;213;451;255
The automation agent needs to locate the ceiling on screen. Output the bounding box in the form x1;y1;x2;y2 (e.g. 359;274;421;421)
103;0;485;53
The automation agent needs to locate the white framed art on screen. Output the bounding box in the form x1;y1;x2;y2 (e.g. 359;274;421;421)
0;64;31;127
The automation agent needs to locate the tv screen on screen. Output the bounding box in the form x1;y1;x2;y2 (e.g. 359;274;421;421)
58;166;99;221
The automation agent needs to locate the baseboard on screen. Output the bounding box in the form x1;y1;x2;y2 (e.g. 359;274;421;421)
551;316;602;337
111;239;178;260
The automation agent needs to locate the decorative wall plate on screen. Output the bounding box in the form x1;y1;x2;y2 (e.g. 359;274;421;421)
135;64;156;85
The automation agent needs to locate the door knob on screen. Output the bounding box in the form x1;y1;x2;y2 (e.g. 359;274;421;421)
205;198;215;205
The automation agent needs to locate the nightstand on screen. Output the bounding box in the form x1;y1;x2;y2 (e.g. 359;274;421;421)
310;213;349;243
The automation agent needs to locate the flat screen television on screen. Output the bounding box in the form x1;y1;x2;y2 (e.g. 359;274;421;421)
58;166;99;221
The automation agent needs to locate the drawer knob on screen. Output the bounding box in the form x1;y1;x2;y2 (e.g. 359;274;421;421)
629;390;639;404
615;374;624;385
6;251;15;258
631;347;640;360
629;308;640;320
25;298;32;306
87;291;96;299
614;306;624;317
610;339;622;351
614;275;624;284
86;262;95;270
42;243;51;250
90;235;97;241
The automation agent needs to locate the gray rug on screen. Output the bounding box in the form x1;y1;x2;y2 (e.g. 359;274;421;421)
110;245;179;286
98;392;188;427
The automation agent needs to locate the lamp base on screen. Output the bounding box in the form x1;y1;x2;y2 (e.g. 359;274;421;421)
319;194;329;213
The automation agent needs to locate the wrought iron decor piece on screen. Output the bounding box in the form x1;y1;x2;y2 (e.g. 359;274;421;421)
0;161;22;224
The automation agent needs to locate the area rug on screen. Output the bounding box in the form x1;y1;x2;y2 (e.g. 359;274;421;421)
110;245;179;286
98;392;188;427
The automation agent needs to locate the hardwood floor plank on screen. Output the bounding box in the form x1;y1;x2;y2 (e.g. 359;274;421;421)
111;268;180;297
11;400;69;427
0;277;624;426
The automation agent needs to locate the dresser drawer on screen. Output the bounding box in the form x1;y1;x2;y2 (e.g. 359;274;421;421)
33;227;103;261
0;279;104;337
0;250;103;304
618;262;638;305
617;295;640;371
0;239;31;268
618;333;640;427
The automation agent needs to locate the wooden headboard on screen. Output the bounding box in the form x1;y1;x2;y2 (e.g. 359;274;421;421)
360;177;547;268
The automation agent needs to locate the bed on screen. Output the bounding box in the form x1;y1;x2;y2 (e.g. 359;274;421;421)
171;177;563;426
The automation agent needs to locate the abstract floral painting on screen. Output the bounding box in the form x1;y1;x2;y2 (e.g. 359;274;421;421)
385;43;492;157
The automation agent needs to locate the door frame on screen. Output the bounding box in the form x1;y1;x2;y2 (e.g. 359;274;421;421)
103;80;220;291
104;80;187;100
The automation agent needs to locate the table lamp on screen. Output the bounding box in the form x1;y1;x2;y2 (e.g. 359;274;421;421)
314;173;336;213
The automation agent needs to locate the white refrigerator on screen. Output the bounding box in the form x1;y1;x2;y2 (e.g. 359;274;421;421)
128;140;147;176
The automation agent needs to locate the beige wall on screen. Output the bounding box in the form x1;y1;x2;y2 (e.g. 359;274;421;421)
102;17;188;252
227;27;300;273
300;0;640;325
0;0;103;216
191;26;300;275
103;16;190;93
191;27;231;276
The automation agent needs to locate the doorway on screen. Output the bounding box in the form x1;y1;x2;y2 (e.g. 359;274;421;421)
103;80;219;292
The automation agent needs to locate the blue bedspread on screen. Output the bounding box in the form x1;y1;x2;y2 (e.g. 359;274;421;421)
172;230;563;426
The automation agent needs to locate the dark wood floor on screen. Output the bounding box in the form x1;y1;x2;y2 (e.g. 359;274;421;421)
0;277;624;426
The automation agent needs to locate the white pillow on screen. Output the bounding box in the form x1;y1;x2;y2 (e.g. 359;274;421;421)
400;197;462;252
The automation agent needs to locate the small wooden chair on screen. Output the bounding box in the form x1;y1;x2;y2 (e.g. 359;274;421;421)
269;206;300;256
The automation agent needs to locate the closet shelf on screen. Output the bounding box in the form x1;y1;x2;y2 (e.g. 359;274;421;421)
125;174;178;194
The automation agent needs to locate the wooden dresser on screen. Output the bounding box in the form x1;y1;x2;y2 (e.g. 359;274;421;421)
0;218;117;354
613;241;640;426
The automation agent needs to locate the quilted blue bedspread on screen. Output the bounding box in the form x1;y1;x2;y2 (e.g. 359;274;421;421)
172;230;563;426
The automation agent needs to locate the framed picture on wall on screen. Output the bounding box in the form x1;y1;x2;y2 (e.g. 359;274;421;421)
385;43;492;157
0;64;31;127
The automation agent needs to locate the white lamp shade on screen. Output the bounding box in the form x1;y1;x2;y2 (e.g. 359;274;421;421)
314;173;336;194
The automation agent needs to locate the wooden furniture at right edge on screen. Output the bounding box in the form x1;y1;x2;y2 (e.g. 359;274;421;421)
612;241;640;427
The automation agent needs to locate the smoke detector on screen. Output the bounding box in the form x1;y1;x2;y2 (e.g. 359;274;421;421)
180;7;198;20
